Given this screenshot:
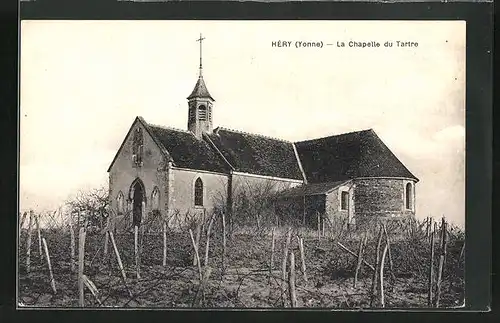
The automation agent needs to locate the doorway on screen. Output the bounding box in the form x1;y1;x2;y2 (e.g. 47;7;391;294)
131;179;145;227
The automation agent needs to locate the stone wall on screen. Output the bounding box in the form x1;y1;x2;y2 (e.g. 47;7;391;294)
168;167;229;226
325;181;355;228
108;120;168;232
353;178;417;227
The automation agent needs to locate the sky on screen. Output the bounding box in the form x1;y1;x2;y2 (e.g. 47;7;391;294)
20;20;466;227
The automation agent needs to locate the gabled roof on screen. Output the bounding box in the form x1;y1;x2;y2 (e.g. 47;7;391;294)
107;117;230;174
187;76;214;101
108;119;417;184
145;124;229;173
278;180;351;198
294;129;418;183
206;127;303;180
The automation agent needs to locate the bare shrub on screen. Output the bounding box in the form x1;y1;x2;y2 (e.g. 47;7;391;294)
65;186;109;231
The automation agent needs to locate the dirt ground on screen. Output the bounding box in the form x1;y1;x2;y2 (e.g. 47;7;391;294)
18;228;464;308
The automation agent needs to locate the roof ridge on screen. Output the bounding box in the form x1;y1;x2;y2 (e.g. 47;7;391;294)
146;122;191;134
296;128;373;144
215;126;292;143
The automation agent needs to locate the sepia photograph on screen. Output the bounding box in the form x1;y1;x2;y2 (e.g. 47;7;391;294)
19;20;465;309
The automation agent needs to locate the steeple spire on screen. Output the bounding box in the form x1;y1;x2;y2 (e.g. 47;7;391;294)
188;33;214;101
187;33;214;138
196;33;205;77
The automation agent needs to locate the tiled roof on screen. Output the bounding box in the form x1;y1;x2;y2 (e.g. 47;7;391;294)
206;127;304;180
108;117;417;186
295;129;418;183
145;123;230;173
187;76;214;101
278;180;350;198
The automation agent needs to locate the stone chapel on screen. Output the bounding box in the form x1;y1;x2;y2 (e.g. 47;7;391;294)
107;35;418;231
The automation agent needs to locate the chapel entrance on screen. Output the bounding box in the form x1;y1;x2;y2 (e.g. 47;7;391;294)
131;180;145;227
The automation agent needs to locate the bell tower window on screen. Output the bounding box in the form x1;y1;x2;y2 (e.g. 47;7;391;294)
198;105;207;121
189;106;196;123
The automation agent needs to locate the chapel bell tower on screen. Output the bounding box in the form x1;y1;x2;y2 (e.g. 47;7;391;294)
187;33;214;139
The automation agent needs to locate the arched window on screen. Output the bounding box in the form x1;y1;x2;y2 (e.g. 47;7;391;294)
151;186;160;210
117;191;124;214
341;191;349;211
194;178;204;207
198;105;207;121
405;182;412;210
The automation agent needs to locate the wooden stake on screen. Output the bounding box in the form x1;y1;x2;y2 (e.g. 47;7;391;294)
302;195;306;226
103;230;109;261
382;223;396;284
337;241;375;271
26;211;33;274
435;219;448;307
427;223;436;307
317;213;321;242
189;229;203;282
36;214;43;258
435;254;445;307
103;218;109;259
204;213;215;267
222;211;226;271
140;218;145;256
134;225;140;279
354;235;367;288
442;220;448;269
298;236;308;283
430;217;434;239
193;221;202;266
78;227;86;307
281;228;292;307
108;231;128;282
379;242;388;308
162;221;167;268
288;251;297;308
41;237;57;294
270;227;275;271
69;218;75;272
370;225;383;307
82;274;102;306
20;212;27;230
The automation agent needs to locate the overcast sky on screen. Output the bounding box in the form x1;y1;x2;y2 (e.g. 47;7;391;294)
20;20;466;227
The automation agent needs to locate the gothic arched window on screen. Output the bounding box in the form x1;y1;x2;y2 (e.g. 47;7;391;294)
151;186;160;210
117;191;124;215
405;182;413;210
194;178;204;207
132;127;144;166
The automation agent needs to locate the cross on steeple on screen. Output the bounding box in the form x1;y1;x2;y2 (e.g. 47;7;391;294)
196;33;205;77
